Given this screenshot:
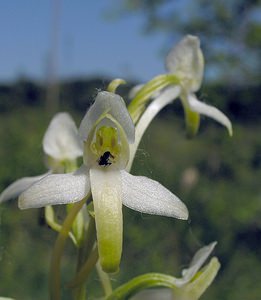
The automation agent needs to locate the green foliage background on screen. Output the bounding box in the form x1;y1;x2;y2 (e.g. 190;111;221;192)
0;79;261;299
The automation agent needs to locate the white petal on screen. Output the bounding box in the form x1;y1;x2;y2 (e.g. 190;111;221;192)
121;170;188;220
176;242;217;286
43;112;83;160
127;86;181;171
0;173;49;203
90;168;122;273
165;35;204;92
188;94;233;136
79;91;135;143
18;165;90;209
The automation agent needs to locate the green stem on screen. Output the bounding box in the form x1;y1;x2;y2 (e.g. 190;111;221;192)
45;206;78;246
72;284;86;300
49;196;88;300
77;216;96;267
106;273;177;300
96;261;113;296
68;246;99;288
72;215;96;299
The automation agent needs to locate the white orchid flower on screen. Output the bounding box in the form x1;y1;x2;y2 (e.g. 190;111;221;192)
172;241;220;300
18;91;188;273
0;112;82;203
43;112;83;169
165;35;232;137
128;35;232;153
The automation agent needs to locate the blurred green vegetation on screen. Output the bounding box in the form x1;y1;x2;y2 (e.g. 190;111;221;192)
0;78;261;299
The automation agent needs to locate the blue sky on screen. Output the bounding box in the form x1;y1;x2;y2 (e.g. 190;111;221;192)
0;1;169;83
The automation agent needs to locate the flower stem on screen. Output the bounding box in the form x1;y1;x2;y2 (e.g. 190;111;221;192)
71;215;97;299
106;273;177;300
68;246;99;288
49;196;88;300
77;215;96;266
45;205;78;246
96;261;113;296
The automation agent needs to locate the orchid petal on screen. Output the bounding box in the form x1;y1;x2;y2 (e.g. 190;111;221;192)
121;170;188;220
43;112;83;160
79;91;135;144
0;172;49;203
188;94;233;136
176;242;217;286
165;35;204;92
18;165;90;209
90;168;122;273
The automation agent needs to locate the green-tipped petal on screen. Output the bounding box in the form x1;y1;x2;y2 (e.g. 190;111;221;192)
121;170;188;220
188;94;233;136
180;93;200;138
18;165;90;209
184;106;200;138
0;173;49;203
90;168;123;273
43;112;83;160
165;35;204;92
173;257;220;300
